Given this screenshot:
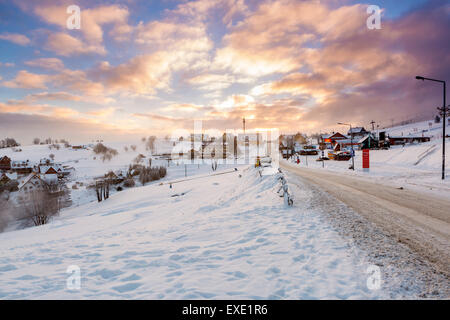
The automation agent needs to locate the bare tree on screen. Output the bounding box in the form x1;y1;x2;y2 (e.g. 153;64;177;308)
95;180;110;202
33;138;40;145
146;136;157;152
0;194;13;232
22;190;61;226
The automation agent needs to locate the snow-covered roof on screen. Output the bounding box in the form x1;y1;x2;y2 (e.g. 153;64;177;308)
11;160;31;167
358;134;376;144
388;135;430;139
348;127;367;134
17;173;46;190
1;172;18;180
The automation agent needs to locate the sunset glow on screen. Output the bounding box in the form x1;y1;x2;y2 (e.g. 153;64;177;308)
0;0;448;142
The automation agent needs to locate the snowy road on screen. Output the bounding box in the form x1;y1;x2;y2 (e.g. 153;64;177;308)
282;160;450;297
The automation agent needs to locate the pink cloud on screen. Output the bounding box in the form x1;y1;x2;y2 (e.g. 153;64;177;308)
2;71;49;89
45;32;106;56
0;33;30;46
24;58;64;70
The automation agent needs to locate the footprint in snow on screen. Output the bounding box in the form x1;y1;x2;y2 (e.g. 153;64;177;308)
0;264;17;272
89;268;123;280
120;274;141;282
112;282;142;293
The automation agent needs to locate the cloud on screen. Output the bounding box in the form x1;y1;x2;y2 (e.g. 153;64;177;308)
45;32;106;56
24;58;65;70
0;62;15;67
25;91;82;102
0;112;144;144
34;3;131;47
2;70;49;89
0;100;78;118
1;0;449;136
172;0;249;25
0;33;30;45
85;107;116;117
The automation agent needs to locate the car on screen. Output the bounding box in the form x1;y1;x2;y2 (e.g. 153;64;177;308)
334;151;352;161
299;146;319;156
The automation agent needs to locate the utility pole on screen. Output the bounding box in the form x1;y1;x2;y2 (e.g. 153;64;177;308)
416;76;447;180
338;122;355;170
370;120;376;131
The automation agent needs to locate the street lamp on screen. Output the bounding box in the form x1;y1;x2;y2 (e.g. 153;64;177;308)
416;76;447;180
338;122;355;170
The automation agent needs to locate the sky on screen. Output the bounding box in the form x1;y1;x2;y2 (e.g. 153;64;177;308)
0;0;449;143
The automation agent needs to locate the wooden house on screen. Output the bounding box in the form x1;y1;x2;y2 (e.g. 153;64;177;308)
11;160;33;174
358;134;379;149
321;132;347;144
17;173;48;194
0;156;11;171
388;136;431;145
348;127;369;139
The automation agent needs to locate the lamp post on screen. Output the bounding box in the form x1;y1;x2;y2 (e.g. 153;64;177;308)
338;122;355;170
416;76;447;180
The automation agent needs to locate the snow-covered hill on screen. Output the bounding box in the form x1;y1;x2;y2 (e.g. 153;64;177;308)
0;166;392;299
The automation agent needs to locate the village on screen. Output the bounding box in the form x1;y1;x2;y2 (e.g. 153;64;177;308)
1;115;448;229
279;121;434;163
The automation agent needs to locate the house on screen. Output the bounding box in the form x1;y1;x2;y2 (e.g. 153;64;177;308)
388;136;431;145
358;134;379;149
17;172;48;194
11;160;33;174
39;158;54;166
332;139;359;152
104;171;123;184
0;172;12;185
0;172;17;184
279;135;295;159
41;167;58;184
348;127;369;139
0;156;11;171
320;133;348;150
321;132;347;144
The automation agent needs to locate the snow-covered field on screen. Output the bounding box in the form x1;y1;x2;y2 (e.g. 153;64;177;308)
1;119;448;299
0;164;396;299
0;141;240;209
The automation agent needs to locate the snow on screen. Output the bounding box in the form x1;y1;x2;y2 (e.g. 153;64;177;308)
0;120;448;299
0;141;240;208
291;119;450;198
0;164;390;299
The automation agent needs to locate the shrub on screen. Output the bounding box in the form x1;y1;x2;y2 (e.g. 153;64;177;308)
93;143;118;162
123;178;135;188
139;166;167;185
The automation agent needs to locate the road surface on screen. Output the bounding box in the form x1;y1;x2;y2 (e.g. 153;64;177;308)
281;160;450;277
